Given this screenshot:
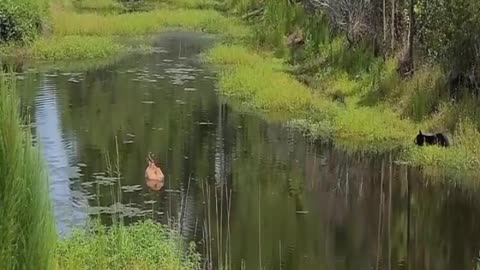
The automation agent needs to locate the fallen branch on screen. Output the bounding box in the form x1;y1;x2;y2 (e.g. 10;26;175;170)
242;7;265;20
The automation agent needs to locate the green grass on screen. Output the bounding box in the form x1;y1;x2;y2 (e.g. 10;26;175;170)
1;1;249;61
333;106;415;152
161;0;220;9
206;5;480;177
72;0;122;10
0;75;57;269
13;7;249;60
206;44;416;150
30;36;123;60
55;219;200;270
406;119;480;171
52;9;249;39
205;41;480;175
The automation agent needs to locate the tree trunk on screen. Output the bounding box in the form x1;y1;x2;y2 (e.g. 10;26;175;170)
383;0;387;44
407;0;415;71
391;0;395;52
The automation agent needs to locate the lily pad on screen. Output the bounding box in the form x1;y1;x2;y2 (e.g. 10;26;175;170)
121;185;143;192
144;200;157;204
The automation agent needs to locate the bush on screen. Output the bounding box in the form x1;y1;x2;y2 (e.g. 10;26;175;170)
0;0;49;43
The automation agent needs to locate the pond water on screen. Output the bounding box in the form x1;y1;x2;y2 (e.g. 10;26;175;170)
16;31;480;270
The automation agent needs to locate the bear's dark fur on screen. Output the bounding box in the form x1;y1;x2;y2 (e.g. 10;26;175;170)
414;130;450;147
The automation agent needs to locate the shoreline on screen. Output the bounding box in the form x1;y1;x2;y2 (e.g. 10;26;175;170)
3;0;478;180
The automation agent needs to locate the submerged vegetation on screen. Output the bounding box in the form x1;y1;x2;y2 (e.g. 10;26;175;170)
0;76;56;269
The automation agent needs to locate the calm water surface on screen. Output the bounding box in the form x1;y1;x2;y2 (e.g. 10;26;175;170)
16;31;480;270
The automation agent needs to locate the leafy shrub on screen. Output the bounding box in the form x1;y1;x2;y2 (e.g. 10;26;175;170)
0;0;49;43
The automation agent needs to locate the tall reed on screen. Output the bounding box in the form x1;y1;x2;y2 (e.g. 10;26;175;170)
0;74;57;269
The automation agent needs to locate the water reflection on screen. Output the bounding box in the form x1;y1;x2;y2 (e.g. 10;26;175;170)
146;179;164;191
34;76;87;235
16;31;480;270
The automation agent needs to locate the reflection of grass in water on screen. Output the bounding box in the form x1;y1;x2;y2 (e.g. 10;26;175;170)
56;137;201;270
0;75;56;269
201;181;233;270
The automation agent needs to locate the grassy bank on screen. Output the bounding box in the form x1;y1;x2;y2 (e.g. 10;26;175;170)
0;0;248;61
55;220;200;270
205;43;480;174
0;75;56;269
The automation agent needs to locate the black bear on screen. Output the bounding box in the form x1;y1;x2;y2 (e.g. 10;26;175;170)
414;130;450;147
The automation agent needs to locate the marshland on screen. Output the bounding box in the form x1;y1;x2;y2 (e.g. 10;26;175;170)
2;0;480;269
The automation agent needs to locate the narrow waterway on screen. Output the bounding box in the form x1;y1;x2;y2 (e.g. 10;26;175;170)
16;31;480;270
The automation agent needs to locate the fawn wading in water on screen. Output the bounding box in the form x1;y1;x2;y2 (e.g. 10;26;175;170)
145;152;164;191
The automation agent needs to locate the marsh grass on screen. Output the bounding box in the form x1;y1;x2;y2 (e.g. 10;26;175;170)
31;36;123;60
201;181;233;270
55;220;201;270
407;119;480;171
206;44;417;152
2;0;249;60
0;75;56;269
71;0;123;11
206;39;480;174
216;3;480;175
52;9;249;39
21;7;249;60
161;0;220;9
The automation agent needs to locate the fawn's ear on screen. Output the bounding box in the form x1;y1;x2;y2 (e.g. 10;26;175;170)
419;130;422;135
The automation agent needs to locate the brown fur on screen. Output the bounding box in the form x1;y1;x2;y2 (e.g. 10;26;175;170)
144;153;164;182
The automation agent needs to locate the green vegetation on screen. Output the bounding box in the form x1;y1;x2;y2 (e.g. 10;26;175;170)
0;0;49;43
0;73;203;269
55;220;200;270
52;9;248;38
206;45;415;153
72;0;122;11
206;40;480;172
0;76;56;269
31;36;123;60
201;0;480;175
0;0;248;60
